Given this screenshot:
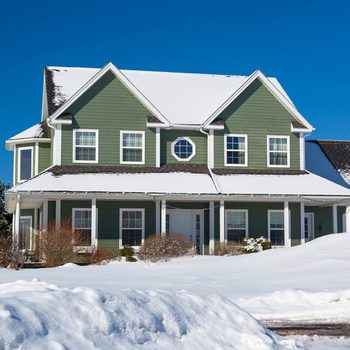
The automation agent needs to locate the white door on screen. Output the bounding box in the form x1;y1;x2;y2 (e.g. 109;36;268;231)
304;213;314;242
19;216;32;250
167;210;204;254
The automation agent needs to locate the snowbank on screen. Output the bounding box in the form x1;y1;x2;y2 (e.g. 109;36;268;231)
0;280;296;350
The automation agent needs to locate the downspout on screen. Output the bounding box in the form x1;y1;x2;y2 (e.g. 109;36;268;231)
199;128;221;194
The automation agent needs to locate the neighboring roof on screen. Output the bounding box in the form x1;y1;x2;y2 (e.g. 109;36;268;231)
8;121;51;141
307;140;350;186
45;65;309;127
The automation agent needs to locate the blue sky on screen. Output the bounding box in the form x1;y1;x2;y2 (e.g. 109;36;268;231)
1;0;349;184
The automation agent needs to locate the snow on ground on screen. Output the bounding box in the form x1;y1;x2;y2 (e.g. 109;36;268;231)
0;233;350;348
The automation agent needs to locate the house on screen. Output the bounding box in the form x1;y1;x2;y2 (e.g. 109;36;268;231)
5;63;350;255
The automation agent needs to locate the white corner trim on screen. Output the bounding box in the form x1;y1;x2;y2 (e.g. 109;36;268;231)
171;137;196;162
219;200;225;243
284;201;291;247
120;130;145;165
17;146;34;183
72;129;99;164
224;134;248;167
300;202;305;244
119;208;145;247
299;132;305;171
267;135;290;168
35;142;39;175
155;127;160;167
55;125;62;166
208;130;214;168
13;145;17;185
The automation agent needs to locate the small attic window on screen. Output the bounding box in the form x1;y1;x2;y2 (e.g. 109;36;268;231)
171;137;196;161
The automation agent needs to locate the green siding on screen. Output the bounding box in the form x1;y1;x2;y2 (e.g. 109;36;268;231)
38;142;51;172
61;72;156;166
305;206;333;237
338;206;346;233
15;143;35;184
214;80;300;170
161;131;207;165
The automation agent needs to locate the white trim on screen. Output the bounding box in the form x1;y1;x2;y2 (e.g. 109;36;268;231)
155;127;160;167
332;204;338;234
161;199;166;236
120;130;145;165
14;195;21;245
299;133;305;171
49;62;170;126
55;199;61;231
208;130;214;168
304;212;315;241
224;134;248;167
300;202;305;244
203;70;314;131
225;209;249;241
284;201;291;247
17;146;34;183
119;208;145;247
35;142;39;175
219;200;225;242
42;200;48;231
209;201;215;254
171;137;196;162
346;206;350;233
13;145;17;185
19;215;33;251
91;199;97;246
55;125;62;166
155;201;160;234
6;138;51;151
73;129;99;164
72;208;93;246
267;135;290;168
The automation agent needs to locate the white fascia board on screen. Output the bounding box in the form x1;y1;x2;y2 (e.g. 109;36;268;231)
202;70;315;131
49;62;170;127
6;138;51;151
146;123;224;131
51;119;72;125
291;126;314;133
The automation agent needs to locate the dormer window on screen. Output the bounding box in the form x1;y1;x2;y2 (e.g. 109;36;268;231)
171;137;196;161
267;136;290;167
18;147;33;182
73;129;98;163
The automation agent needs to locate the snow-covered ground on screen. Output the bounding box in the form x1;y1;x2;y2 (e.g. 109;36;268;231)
0;233;349;349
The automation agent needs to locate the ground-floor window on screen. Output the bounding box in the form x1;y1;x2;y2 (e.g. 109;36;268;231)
225;210;248;242
120;209;144;246
268;210;284;245
72;208;92;246
19;216;32;250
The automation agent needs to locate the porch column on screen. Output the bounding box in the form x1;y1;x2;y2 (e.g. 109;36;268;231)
332;204;338;234
14;195;21;245
346;206;350;233
300;202;305;244
42;200;48;231
91;198;97;246
155;127;160;168
284;200;291;247
155;200;160;235
55;199;61;231
209;201;215;254
161;199;166;236
219;200;225;243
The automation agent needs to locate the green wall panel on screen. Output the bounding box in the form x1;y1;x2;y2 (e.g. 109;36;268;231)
38;142;51;172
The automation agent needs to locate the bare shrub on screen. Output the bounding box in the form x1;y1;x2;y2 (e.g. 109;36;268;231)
138;234;193;262
89;246;121;265
0;236;26;270
38;221;79;267
214;242;244;256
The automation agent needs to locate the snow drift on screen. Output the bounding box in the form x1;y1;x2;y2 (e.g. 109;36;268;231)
0;280;296;350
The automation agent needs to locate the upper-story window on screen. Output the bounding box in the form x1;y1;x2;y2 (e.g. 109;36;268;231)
18;147;33;182
267;136;290;167
171;137;196;161
225;134;247;166
73;129;99;163
120;131;145;164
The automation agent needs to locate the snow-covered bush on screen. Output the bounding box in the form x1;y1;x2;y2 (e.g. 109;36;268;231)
0;236;25;270
138;234;193;262
214;242;244;256
242;236;271;254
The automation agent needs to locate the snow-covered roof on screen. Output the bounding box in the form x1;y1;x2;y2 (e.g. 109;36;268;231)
8;168;350;199
8;123;49;141
45;66;294;126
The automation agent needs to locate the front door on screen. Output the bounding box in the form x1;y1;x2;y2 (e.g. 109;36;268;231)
304;213;314;242
19;216;32;250
167;210;204;254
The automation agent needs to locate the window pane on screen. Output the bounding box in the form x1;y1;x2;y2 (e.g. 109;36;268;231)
270;229;284;245
173;139;193;159
76;147;96;161
76;131;96;146
269;152;287;166
74;210;91;229
227;136;245;150
270;212;284;228
20;149;32;180
123;149;142;162
227;229;245;243
123;133;142;148
227;151;245;165
122;229;142;246
226;211;246;242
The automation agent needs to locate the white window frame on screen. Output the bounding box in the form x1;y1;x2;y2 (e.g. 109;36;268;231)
171;137;196;162
73;129;99;164
267;135;290;168
72;208;93;247
19;215;33;251
119;208;145;247
225;209;249;241
120;131;145;165
224;134;248;167
18;146;34;183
